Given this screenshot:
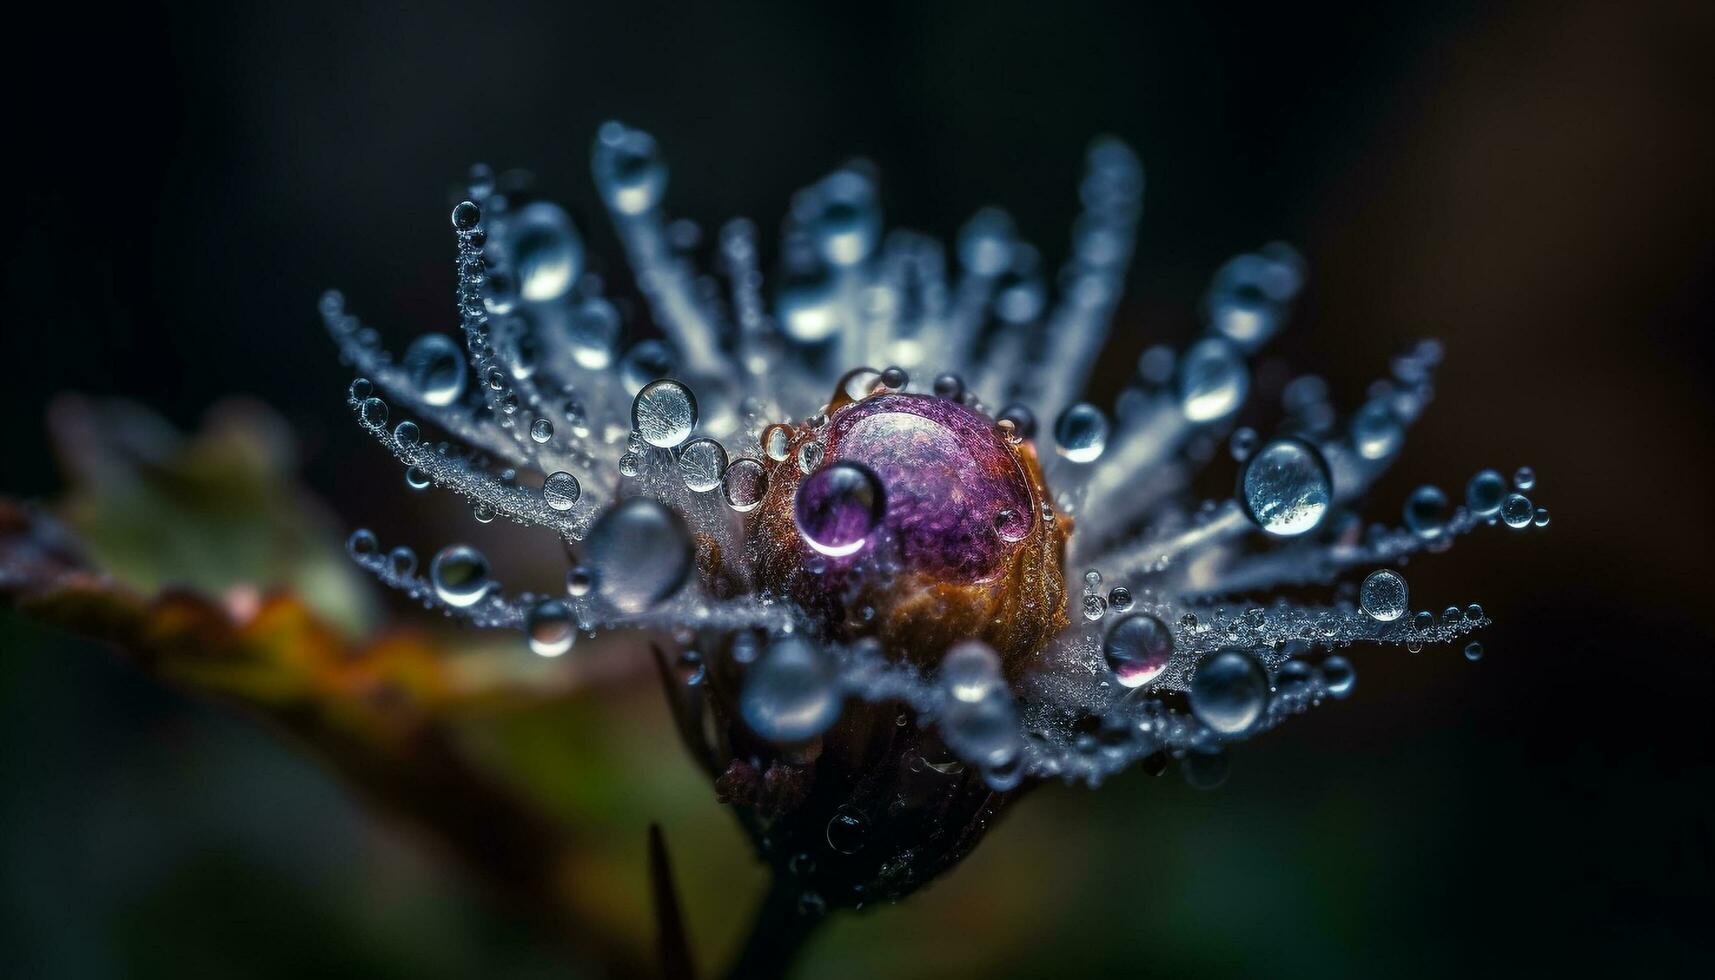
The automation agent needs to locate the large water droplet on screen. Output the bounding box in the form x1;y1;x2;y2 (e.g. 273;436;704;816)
721;458;769;513
1359;568;1409;622
939;640;1005;703
633;379;698;448
582;499;693;614
503;201;583;304
1403;485;1450;538
1103;613;1174;688
430;544;493;608
1177;337;1248;422
403;334;468;407
526;599;575;657
794;461;885;557
1241;438;1332;537
678;438;728;493
1500;492;1534;528
1189;649;1269;736
1465;469;1507;517
594;121;667;215
740;635;842;742
543;471;581;511
1054;403;1109;463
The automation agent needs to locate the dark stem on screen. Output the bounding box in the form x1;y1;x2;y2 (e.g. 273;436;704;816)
725;872;824;980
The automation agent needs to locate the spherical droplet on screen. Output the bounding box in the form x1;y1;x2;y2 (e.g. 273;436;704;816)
939;640;1004;703
1082;593;1108;620
431;544;492;608
721;458;769;513
594;122;667;215
825;804;869;854
940;693;1022;769
1103;613;1173;688
1359;568;1409;622
529;417;554;444
632;379;698;448
582;499;693;614
1513;466;1536;490
358;396;388;428
1054;402;1109;463
1533;507;1550;528
1189;649;1269;736
405;466;431;490
1350;400;1403;460
677;438;728;493
1320;655;1355;698
1177;337;1248;422
403;333;468;407
1464;641;1484;662
565;566;595;597
504;201;583;304
543;471;581;511
1465;469;1507;518
526;599;575;657
740;635;841;743
1501;492;1534;528
451;200;481;231
346;528;379;559
794;462;885;558
1403;484;1451;538
762;424;793;462
1241;438;1332;537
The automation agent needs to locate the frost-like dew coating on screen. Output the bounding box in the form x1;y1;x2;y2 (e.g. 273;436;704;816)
324;121;1546;814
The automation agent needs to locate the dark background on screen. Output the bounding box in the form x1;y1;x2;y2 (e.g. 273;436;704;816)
3;0;1712;976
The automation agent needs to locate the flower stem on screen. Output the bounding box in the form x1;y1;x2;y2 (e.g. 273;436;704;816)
725;873;823;980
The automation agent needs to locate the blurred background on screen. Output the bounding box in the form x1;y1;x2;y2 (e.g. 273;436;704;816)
3;0;1712;976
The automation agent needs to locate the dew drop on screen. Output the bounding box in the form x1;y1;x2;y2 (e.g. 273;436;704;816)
404;466;431;490
1465;469;1507;518
393;420;421;447
430;544;493;608
825;804;869;854
1176;337;1248;422
1241;438;1331;537
794;462;885;557
678;438;728;493
402;334;468;407
1513;466;1536;490
387;546;416;578
543;471;581;511
721;458;770;513
1359;568;1409;622
796;440;825;474
1403;485;1450;538
346;528;379;559
740;635;842;743
762;424;793;462
1464;641;1484;662
1103;613;1173;688
504;201;583;304
582;499;693;615
939;641;1004;703
526;599;575;657
1054;402;1109;463
529;417;554;444
1082;593;1108;621
632;379;698;448
1189;649;1269;735
1321;655;1355;698
358;396;388;428
1350;400;1403;460
565;566;595;597
594;121;667;215
1500;492;1534;528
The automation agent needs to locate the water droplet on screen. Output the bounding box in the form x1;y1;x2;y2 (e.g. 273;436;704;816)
473;502;495;524
1082;593;1108;620
677;438;728;493
1533;507;1550;528
504;201;583;304
451;200;481;231
1513;466;1536;490
1465;469;1507;517
1241;438;1332;537
741;635;842;742
348;378;372;401
405;466;431;490
1359;568;1409;622
1108;586;1133;612
796;440;825;474
940;640;1005;703
1500;492;1534;528
1275;658;1314;697
393;420;421;447
565;566;595;597
1229;426;1258;461
1403;485;1450;538
811;169;881;266
958;207;1015;276
1103;613;1173;688
402;334;467;407
346;528;379;559
1350;400;1403;460
594;121;667;215
430;544;493;608
633;379;698;448
526;599;575;657
583;499;693;614
941;693;1022;769
1189;649;1269;736
1054;403;1109;463
762;424;793;462
358;396;388;428
387;546;416;578
933;373;965;399
619;340;677;396
543;471;581;511
1320;655;1355;698
1413;610;1435;631
879;366;908;391
795;462;885;557
721;458;770;512
1466;603;1485;621
1176;337;1248;422
825;804;869;854
529;417;553;444
1464;641;1484;662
